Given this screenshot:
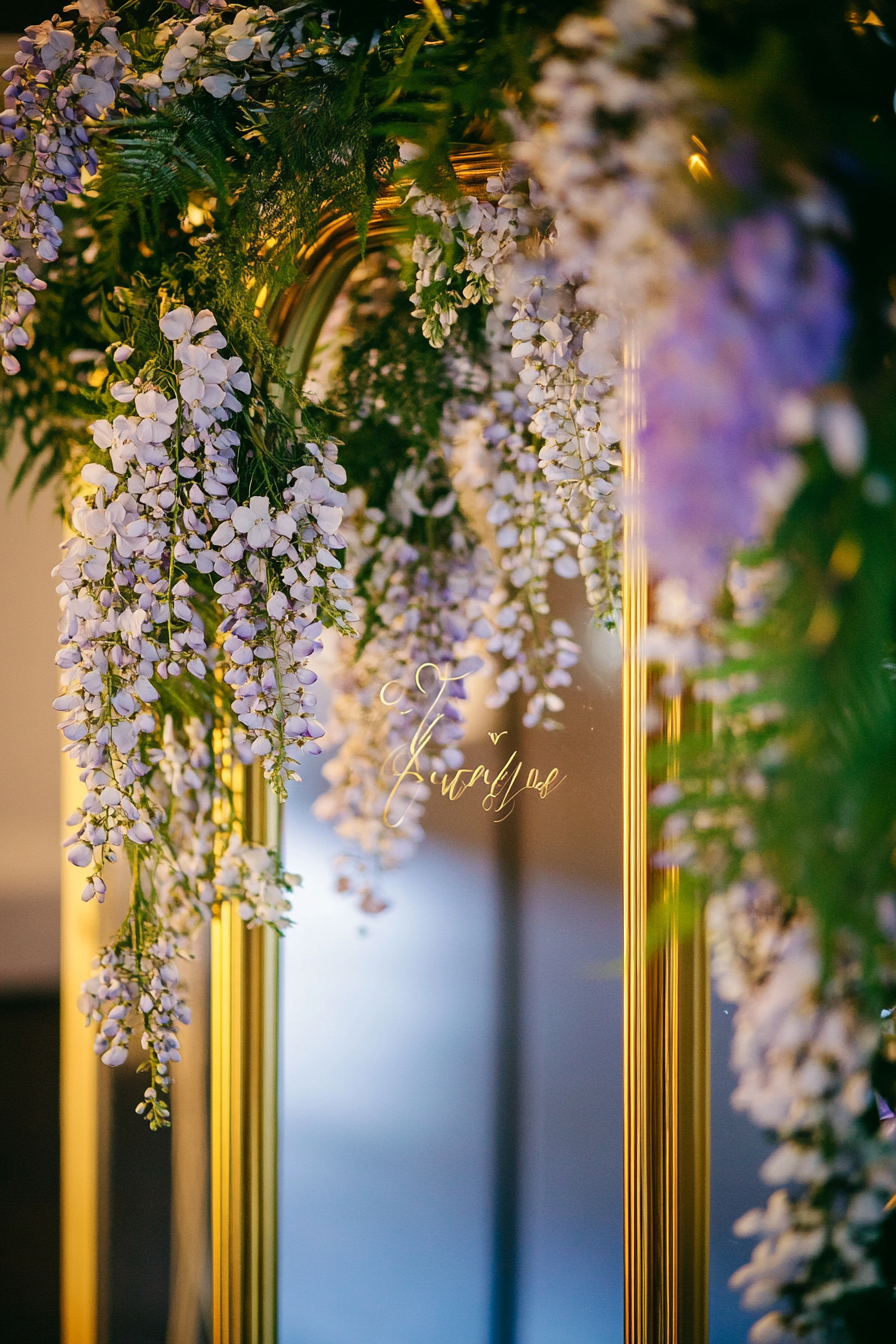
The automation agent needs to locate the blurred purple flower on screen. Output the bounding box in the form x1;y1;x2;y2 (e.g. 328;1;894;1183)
640;211;850;598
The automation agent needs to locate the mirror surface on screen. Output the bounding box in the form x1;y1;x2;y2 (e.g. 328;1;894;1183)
277;248;626;1344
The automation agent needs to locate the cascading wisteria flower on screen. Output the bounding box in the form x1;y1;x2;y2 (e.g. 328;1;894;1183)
708;887;896;1341
505;280;623;615
133;3;341;107
646;548;896;1338
146;713;219;928
513;2;692;331
52;294;357;1111
53;303;251;896
77;718;212;1126
514;7;855;603
409;178;624;573
313;486;493;904
444;370;582;730
56;299;359;874
0;17;132;372
406;172;532;347
638;211;851;599
213;830;295;930
77;714;296;1125
408;182;623;722
210;436;358;793
78;928;192;1128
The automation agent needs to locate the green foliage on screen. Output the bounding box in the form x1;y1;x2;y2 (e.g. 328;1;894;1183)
327;253;458;503
0;0;569;492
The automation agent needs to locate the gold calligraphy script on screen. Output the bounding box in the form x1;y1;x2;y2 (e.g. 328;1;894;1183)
379;661;564;829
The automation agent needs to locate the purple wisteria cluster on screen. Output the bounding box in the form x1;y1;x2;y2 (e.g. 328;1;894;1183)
0;18;131;372
54;305;253;897
213;437;358;793
77;712;294;1122
53;303;355;903
639;211;851;599
447;391;582;730
79;932;191;1126
313;495;493;904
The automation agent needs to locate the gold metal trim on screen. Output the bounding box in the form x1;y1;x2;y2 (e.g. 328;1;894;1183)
622;334;710;1344
60;749;102;1344
210;758;281;1344
622;331;649;1344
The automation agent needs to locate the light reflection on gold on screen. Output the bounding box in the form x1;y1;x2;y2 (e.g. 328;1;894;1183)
210;745;280;1344
622;331;709;1344
60;749;101;1344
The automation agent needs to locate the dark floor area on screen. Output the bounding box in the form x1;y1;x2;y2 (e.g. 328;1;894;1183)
109;1059;172;1344
0;993;60;1344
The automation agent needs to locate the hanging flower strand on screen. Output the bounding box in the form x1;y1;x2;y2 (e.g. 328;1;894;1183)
313;473;493;906
77;715;296;1127
0;18;131;372
210;436;359;796
54;303;250;896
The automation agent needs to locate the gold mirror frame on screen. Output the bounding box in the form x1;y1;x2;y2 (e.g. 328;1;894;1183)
60;154;710;1344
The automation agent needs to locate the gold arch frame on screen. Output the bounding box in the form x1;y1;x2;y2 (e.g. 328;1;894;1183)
60;153;709;1344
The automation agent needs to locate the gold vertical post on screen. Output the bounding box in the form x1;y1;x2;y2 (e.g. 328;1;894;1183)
168;922;211;1344
60;750;101;1344
622;336;710;1344
210;758;280;1344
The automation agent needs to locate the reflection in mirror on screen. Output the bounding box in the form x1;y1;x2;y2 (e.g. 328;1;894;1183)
277;248;625;1344
710;982;772;1343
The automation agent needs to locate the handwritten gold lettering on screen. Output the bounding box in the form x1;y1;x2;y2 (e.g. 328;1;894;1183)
378;661;565;828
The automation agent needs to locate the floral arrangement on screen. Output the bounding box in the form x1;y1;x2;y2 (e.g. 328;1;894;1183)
1;0;894;1336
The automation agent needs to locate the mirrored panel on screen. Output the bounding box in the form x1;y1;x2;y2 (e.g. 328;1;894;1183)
277;244;626;1344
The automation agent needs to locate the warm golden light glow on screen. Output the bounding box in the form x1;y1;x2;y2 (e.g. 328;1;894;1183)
60;751;100;1344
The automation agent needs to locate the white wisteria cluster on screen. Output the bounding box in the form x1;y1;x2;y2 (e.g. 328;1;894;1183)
313;488;493;902
409;175;624;575
708;886;896;1342
406;172;532;347
54;304;356;911
513;0;692;330
213;436;358;793
505;281;623;615
213;830;295;930
0;17;131;372
134;3;341;107
646;557;896;1339
444;377;583;730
